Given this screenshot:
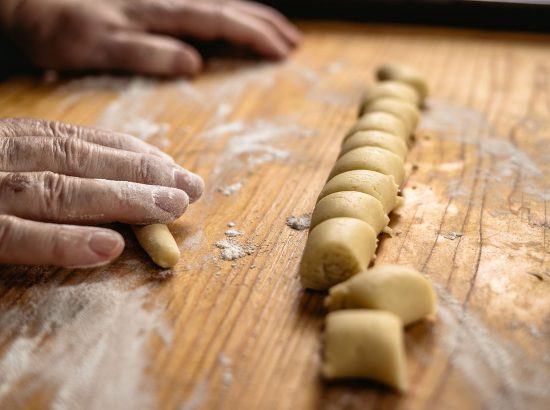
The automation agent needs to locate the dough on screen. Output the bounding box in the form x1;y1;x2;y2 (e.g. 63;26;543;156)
346;112;408;142
360;81;420;109
376;63;429;102
132;224;180;268
359;97;420;135
299;218;377;290
322;310;408;392
328;146;405;186
324;265;437;326
318;170;400;213
310;191;389;234
340;130;408;160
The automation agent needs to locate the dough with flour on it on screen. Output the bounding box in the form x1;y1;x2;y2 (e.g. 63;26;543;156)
360;81;420;109
359;97;420;135
310;191;389;234
299;218;377;290
376;63;429;102
133;224;180;268
322;310;408;392
328;146;405;186
340;130;408;160
324;265;437;326
346;112;408;142
318;170;400;213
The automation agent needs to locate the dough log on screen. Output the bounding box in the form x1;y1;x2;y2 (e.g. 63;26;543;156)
346;112;408;142
133;224;181;268
328;146;405;186
359;97;420;136
376;63;429;102
340;130;408;160
322;310;408;392
325;265;437;326
360;81;420;110
299;218;377;290
310;191;389;234
318;170;400;214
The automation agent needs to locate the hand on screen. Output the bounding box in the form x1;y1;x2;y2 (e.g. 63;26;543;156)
1;0;301;76
0;117;204;267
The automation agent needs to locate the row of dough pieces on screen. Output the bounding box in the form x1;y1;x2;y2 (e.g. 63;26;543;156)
299;63;436;392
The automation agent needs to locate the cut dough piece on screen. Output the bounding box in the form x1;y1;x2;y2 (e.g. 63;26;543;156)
360;81;420;109
340;130;408;160
299;218;377;290
310;191;389;234
359;97;420;135
319;170;400;213
325;265;437;326
133;224;180;268
322;310;408;392
346;112;408;142
376;63;429;102
328;146;405;186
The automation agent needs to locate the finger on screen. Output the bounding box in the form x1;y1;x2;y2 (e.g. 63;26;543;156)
0;137;204;203
98;31;203;77
0;172;189;224
0;215;124;268
0;117;174;161
231;1;302;46
135;2;290;58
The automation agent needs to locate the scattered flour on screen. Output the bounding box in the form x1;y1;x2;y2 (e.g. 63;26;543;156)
227;222;236;228
443;231;464;240
218;181;243;196
286;214;311;231
224;229;243;238
0;273;170;409
215;239;254;261
218;354;233;387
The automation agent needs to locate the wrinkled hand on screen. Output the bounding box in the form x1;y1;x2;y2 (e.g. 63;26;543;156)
1;0;301;76
0;117;204;267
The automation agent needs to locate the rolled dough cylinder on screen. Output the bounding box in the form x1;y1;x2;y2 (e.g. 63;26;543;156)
359;97;420;135
376;63;429;102
346;112;408;142
322;310;408;392
360;81;420;109
340;130;408;160
132;224;180;268
325;265;437;326
328;146;405;186
299;218;377;290
318;170;399;213
310;191;389;234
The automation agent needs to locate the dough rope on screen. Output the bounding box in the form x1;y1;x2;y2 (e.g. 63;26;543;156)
298;63;435;391
133;224;181;268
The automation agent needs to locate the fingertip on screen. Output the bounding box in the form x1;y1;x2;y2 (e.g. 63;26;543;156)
88;230;125;262
173;169;205;203
173;47;203;77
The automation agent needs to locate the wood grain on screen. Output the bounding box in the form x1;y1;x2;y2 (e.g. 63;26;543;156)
0;22;549;410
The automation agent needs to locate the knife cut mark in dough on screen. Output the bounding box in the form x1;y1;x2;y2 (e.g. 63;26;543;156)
359;97;420;135
346;112;408;142
310;191;389;234
318;170;400;214
322;310;408;392
328;146;405;186
340;130;408;160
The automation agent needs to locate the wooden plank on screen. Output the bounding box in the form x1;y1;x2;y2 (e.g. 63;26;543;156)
0;22;549;410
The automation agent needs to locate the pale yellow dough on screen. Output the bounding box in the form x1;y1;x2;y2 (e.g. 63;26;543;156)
376;63;429;102
324;264;437;326
322;310;408;392
340;130;408;161
310;191;389;234
132;224;180;268
360;81;420;109
328;146;405;186
318;170;400;213
299;218;377;290
346;112;408;142
359;97;420;135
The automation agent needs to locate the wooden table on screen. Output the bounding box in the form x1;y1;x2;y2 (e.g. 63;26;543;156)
0;22;549;410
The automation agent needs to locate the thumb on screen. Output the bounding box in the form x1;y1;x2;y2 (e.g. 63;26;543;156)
97;31;203;76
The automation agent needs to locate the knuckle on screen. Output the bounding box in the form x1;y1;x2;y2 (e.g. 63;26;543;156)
52;137;87;172
41;171;71;213
0;137;20;170
0;215;17;255
136;155;157;184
